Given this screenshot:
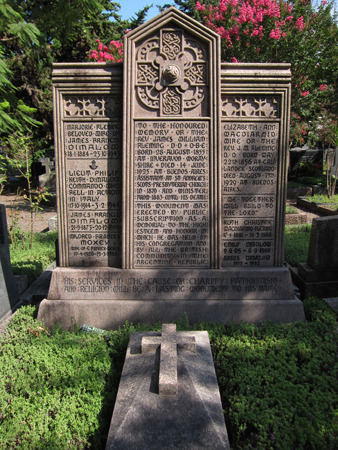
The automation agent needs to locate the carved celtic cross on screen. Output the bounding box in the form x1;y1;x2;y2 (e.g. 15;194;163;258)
141;323;196;395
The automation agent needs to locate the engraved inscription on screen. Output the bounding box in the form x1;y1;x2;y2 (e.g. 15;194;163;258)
221;122;279;267
61;273;281;298
134;120;210;268
64;121;122;266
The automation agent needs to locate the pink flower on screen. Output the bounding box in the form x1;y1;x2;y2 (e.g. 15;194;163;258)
319;84;327;91
295;16;306;31
232;57;239;63
321;0;328;5
195;1;206;11
301;91;309;97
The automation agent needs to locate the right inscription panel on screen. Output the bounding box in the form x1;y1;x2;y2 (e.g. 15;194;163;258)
221;115;279;268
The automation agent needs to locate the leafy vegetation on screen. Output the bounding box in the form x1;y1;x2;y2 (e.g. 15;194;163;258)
10;231;57;284
305;194;338;210
284;224;311;266
0;301;337;449
285;205;298;214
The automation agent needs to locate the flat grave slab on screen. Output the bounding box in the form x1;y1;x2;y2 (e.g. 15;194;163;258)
105;326;230;450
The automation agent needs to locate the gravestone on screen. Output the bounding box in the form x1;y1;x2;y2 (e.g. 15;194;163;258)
105;324;230;450
0;205;21;324
295;216;338;298
38;7;304;330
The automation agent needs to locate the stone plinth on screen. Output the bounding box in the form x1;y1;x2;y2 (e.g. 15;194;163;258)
292;216;338;299
105;329;230;450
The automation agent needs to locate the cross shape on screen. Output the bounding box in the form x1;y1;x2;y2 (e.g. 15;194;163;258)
141;324;196;395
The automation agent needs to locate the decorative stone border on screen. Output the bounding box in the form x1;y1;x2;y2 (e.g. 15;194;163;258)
297;197;338;216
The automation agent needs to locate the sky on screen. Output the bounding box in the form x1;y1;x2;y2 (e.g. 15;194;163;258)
118;1;166;21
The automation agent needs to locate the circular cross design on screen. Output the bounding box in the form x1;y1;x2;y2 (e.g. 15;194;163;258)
163;65;180;84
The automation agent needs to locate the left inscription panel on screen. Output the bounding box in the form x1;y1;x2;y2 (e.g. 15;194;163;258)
62;95;122;267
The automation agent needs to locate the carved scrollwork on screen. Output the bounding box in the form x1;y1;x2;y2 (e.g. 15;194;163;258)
162;88;181;115
162;32;181;60
222;96;280;118
135;29;208;115
63;95;121;118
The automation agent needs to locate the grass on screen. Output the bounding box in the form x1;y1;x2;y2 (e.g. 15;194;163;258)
0;300;337;450
285;205;298;214
304;194;338;210
284;224;312;266
10;230;57;285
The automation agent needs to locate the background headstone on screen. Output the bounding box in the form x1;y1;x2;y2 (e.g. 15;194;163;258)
0;205;21;324
295;216;338;298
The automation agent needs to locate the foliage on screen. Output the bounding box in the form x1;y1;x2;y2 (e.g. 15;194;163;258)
297;175;327;187
0;0;42;134
304;194;338;210
3;132;52;245
205;312;338;450
1;301;338;449
10;231;57;285
285;205;298;214
1;1;152;163
284;223;311;266
0;305;114;449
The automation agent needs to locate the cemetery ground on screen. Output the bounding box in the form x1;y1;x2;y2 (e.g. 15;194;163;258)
0;196;337;449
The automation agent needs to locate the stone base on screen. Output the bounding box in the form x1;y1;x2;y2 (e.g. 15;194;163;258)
37;298;305;331
290;266;338;300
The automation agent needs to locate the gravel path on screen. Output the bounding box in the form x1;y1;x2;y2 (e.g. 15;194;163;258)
0;194;56;233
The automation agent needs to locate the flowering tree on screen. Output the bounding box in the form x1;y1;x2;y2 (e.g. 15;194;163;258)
89;39;124;62
193;0;338;147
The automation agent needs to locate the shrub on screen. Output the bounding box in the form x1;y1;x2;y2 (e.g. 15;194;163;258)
284;224;311;266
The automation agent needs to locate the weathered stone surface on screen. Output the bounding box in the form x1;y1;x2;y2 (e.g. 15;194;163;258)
0;205;21;323
142;323;196;395
123;7;220;269
37;298;305;331
39;8;305;330
307;216;338;270
105;330;230;450
52;63;123;268
47;266;295;300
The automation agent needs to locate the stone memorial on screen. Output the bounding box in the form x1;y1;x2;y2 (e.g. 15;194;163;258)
38;7;305;330
0;205;21;325
293;216;338;298
105;324;230;450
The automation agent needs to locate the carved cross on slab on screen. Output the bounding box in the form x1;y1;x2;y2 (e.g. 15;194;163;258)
141;324;196;395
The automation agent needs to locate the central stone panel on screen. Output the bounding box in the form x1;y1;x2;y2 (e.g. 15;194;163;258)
134;119;210;268
123;12;220;269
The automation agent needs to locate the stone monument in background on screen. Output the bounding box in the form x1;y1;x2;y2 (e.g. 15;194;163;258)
0;205;21;325
38;8;305;330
